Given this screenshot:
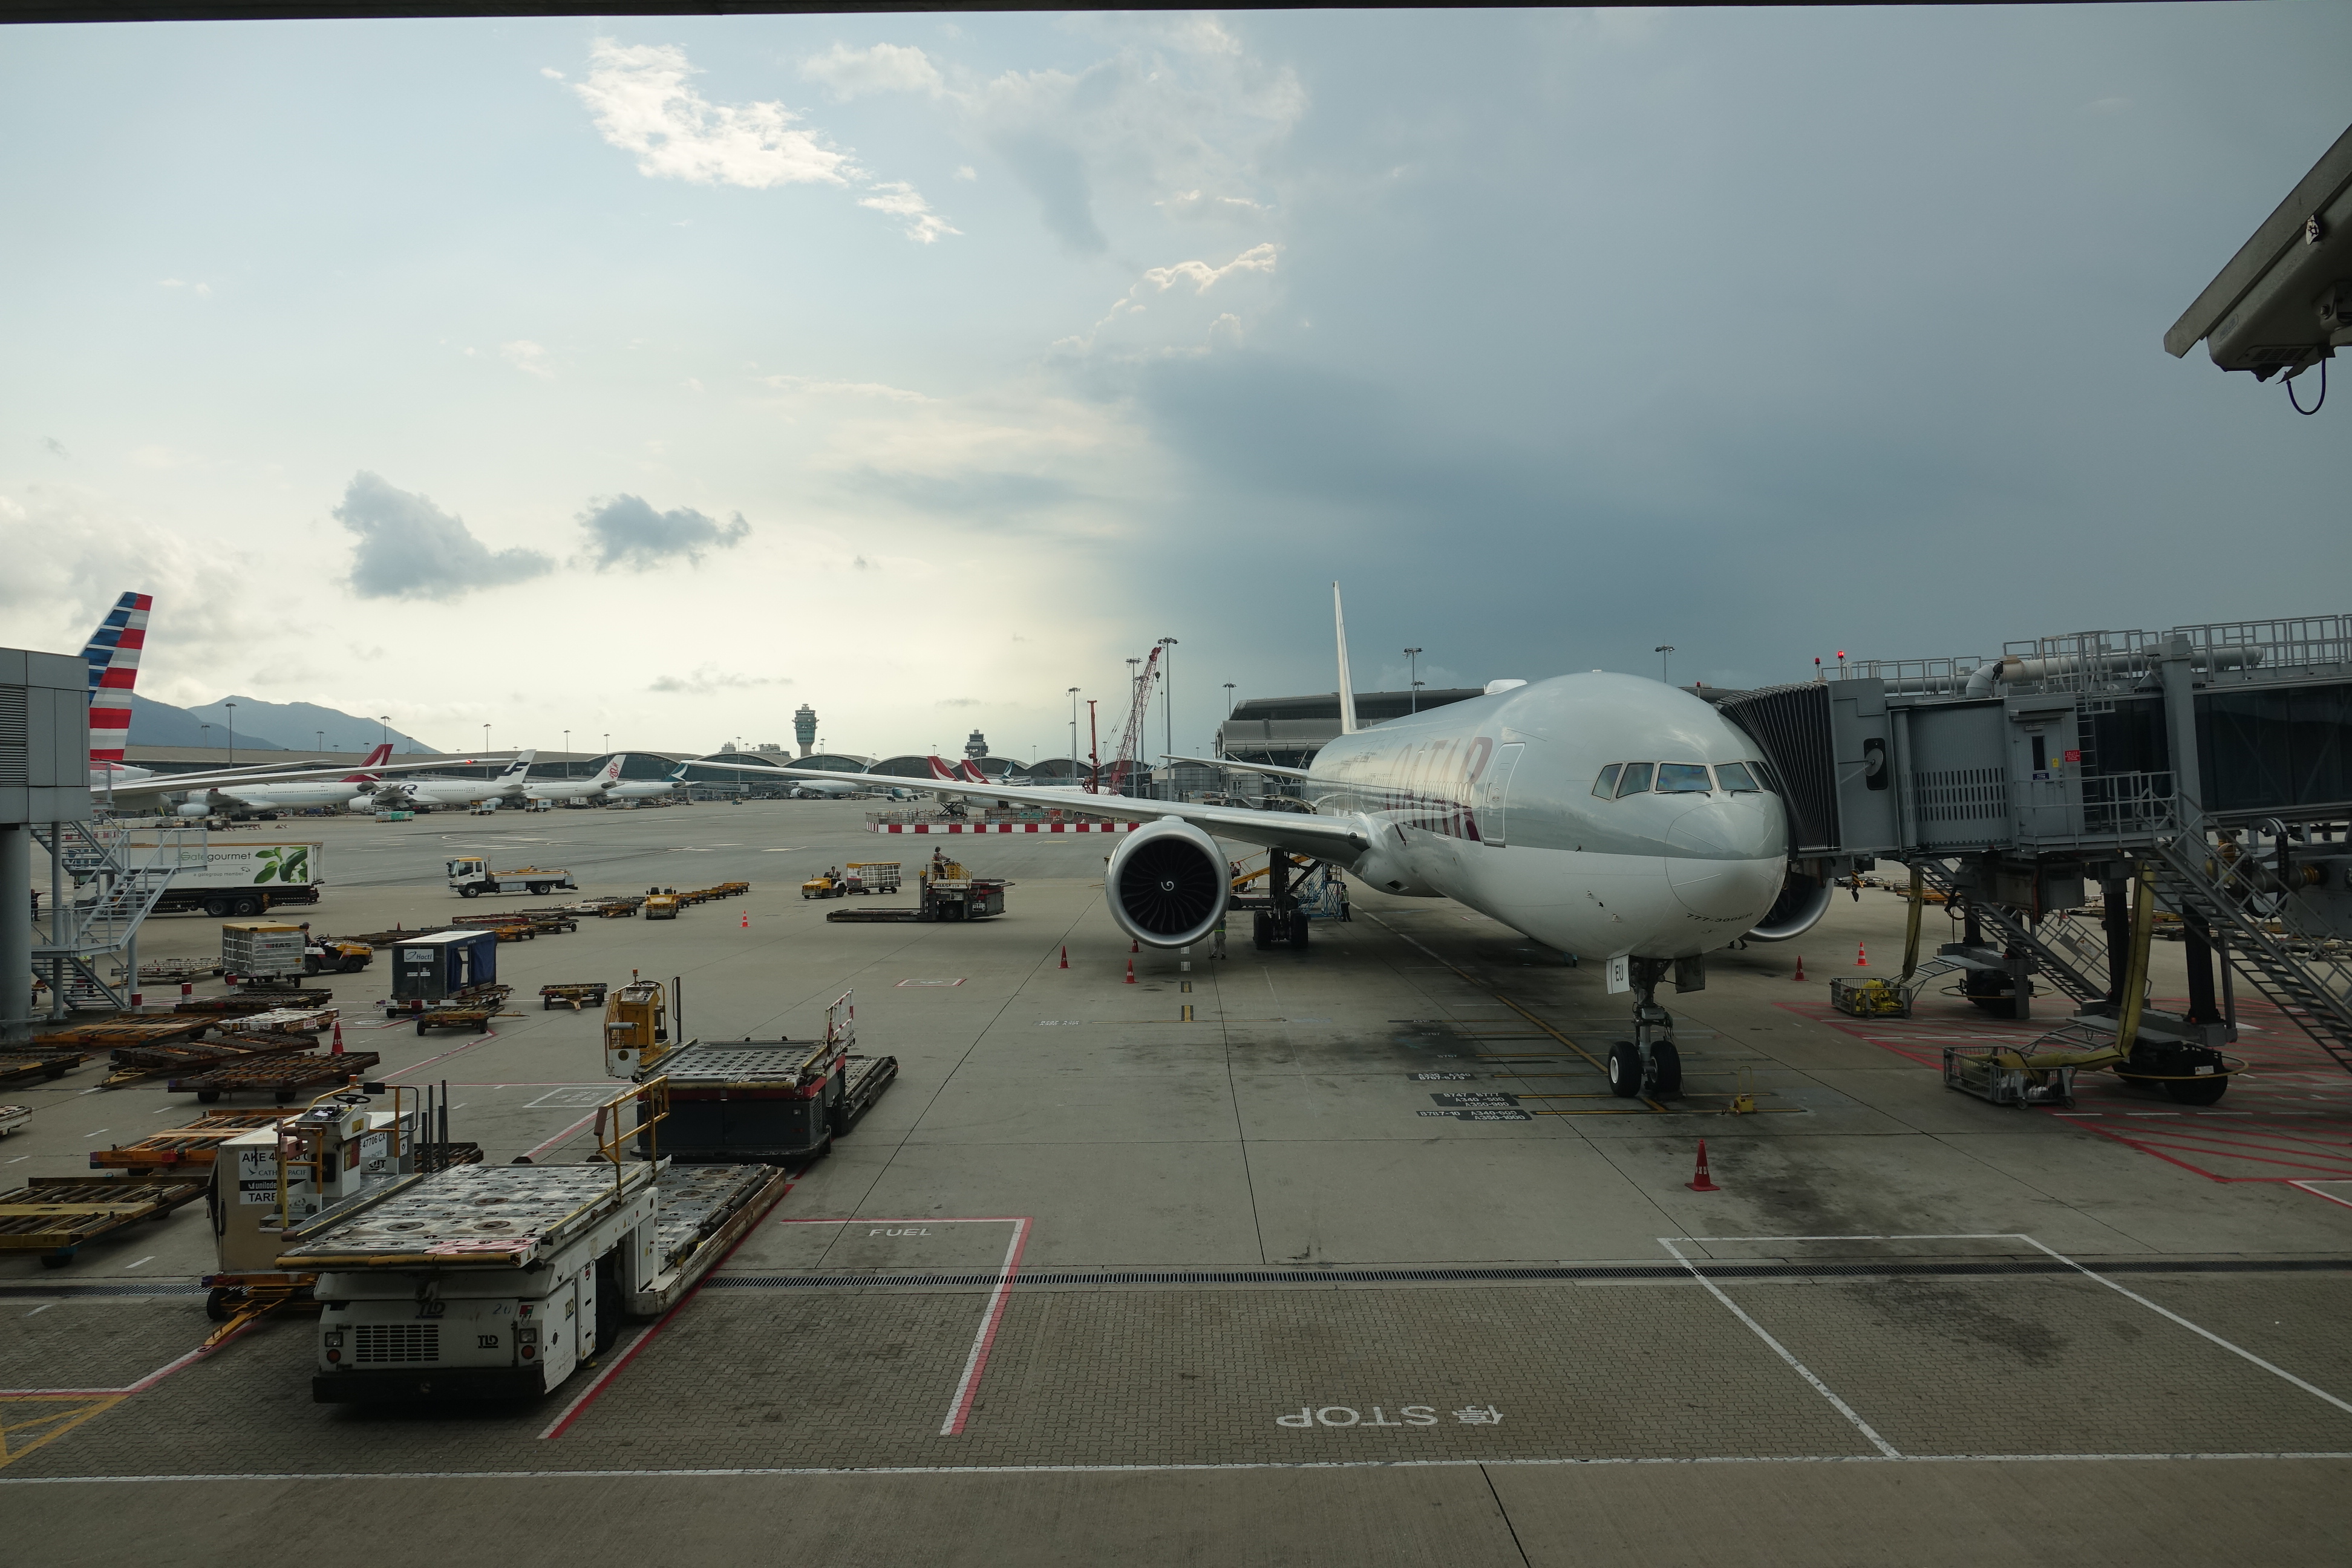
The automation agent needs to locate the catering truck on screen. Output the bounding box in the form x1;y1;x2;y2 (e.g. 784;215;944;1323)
148;841;325;917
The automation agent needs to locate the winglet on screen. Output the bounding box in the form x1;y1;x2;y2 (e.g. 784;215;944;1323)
1333;581;1357;737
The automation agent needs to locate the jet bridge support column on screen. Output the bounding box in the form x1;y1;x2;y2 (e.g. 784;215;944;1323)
1;825;28;1042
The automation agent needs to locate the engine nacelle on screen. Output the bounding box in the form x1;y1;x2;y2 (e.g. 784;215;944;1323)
1745;869;1833;942
1106;818;1230;950
175;801;211;818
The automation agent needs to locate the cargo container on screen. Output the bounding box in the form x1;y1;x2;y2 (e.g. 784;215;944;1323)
388;930;500;1003
221;921;308;979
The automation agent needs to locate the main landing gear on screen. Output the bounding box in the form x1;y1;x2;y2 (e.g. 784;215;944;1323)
1606;957;1683;1100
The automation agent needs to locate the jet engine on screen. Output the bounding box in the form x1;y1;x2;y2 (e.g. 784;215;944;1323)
1105;818;1230;950
1745;869;1833;942
175;800;211;818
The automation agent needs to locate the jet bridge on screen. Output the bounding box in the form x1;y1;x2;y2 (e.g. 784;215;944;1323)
1716;615;2352;1097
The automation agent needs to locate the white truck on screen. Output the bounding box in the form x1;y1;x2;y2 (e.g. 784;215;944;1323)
148;841;325;918
282;1157;786;1402
446;857;577;898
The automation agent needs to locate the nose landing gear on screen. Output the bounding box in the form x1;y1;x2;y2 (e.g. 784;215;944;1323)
1606;958;1683;1099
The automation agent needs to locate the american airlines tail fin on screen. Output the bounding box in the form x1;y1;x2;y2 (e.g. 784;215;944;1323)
344;742;394;781
1333;581;1357;737
82;591;154;765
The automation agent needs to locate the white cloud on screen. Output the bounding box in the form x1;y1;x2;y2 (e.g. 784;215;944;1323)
953;165;977;181
757;374;933;403
648;665;784;694
500;341;554;378
800;42;943;100
572;39;852;189
1056;244;1281;355
856;181;961;244
1159;189;1271;224
158;278;211;296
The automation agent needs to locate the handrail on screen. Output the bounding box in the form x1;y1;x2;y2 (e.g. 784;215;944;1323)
592;1075;670;1202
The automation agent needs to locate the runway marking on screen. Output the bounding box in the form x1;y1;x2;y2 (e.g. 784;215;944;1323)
770;1217;1032;1436
1658;1238;1900;1458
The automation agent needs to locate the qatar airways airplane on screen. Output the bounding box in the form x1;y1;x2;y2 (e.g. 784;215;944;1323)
695;588;1828;1099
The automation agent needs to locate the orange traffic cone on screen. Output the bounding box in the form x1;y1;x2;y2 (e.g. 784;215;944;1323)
1131;938;1139;955
1125;958;1136;985
741;910;750;929
1794;955;1806;982
330;1019;346;1057
1855;942;1868;967
1688;1140;1719;1192
1059;946;1069;970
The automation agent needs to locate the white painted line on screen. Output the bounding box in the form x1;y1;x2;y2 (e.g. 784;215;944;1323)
123;1256;153;1270
2017;1235;2352;1417
940;1218;1030;1437
535;1325;650;1440
11;1452;2352;1485
1659;1239;1900;1459
2289;1181;2352;1211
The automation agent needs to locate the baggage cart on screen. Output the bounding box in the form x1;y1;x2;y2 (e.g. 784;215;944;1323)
92;1110;287;1171
0;1175;209;1267
0;1051;92;1086
169;1051;382;1103
541;982;610;1011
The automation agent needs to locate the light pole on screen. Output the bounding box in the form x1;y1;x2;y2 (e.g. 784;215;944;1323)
1403;648;1422;713
1067;688;1079;780
224;702;236;765
1221;683;1235;760
378;715;390;750
1655;645;1676;685
1157;638;1178;772
315;729;324;755
483;724;491;757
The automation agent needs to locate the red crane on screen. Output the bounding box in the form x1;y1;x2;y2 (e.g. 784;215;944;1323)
1107;645;1161;796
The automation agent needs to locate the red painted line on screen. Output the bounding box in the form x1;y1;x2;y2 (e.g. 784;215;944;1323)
520;1111;601;1161
941;1218;1031;1437
541;1184;787;1440
0;1342;209;1398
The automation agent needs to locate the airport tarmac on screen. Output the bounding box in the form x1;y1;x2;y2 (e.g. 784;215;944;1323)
5;802;2350;1564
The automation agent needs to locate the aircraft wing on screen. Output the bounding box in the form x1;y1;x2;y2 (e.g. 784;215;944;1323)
686;762;1370;862
1163;754;1313;781
101;757;512;800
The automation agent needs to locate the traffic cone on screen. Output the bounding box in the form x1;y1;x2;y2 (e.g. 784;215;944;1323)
1687;1140;1719;1192
1855;942;1868;967
1125;958;1135;985
1794;955;1805;982
180;981;192;1002
1059;946;1069;970
1131;938;1139;955
741;910;750;929
330;1019;346;1056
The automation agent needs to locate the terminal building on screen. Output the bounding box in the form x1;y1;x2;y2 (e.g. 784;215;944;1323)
1216;687;1486;768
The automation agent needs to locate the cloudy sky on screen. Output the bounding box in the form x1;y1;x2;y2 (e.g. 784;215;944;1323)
1;7;2346;761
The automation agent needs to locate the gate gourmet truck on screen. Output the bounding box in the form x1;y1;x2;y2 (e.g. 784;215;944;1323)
148;841;324;916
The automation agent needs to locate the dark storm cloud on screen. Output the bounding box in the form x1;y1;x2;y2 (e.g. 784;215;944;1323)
334;471;553;601
578;494;751;572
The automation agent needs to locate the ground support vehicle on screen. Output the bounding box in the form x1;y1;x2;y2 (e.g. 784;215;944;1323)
446;858;577;898
304;937;373;975
147;841;325;917
679;880;751;906
388;929;500;1005
283;1094;789;1402
0;1104;29;1137
416;1002;502;1036
0;1175;209;1267
0;1052;88;1086
221;921;308;982
603;978;668;1076
843;863;899;895
800;872;846;899
170;1051;382;1104
825;865;1008;924
635;991;893;1163
644;893;681;920
541;982;609;1012
91;1110;284;1172
381;979;506;1019
453;910;578;935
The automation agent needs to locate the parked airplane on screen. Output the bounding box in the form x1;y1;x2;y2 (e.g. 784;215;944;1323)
690;586;1829;1100
74;592;474;805
366;751;537;810
524;756;627;806
607;763;690;802
173;743;400;817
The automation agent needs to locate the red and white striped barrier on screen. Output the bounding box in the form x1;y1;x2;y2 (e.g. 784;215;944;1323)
869;820;1135;834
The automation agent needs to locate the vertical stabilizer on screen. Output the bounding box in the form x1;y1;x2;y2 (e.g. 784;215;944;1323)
1333;581;1357;737
82;591;153;765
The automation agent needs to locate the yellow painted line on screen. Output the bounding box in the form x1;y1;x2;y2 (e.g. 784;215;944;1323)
0;1396;123;1470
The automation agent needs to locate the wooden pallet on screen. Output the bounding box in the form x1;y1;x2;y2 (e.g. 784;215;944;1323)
91;1111;286;1169
167;1051;382;1103
0;1052;93;1086
0;1175;210;1265
101;1032;319;1089
38;1015;214;1049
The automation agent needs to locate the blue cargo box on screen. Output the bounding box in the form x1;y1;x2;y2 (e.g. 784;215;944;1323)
389;929;500;1001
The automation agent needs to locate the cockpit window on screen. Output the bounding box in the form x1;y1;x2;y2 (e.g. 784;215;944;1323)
1656;763;1713;793
1615;762;1653;797
1714;762;1761;793
1592;763;1622;800
1748;758;1782;794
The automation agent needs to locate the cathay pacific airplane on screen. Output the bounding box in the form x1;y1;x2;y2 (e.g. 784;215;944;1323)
696;587;1829;1099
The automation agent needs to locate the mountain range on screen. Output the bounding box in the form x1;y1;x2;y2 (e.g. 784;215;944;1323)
126;693;440;754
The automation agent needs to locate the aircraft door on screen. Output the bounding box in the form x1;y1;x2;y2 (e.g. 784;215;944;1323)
1475;743;1524;847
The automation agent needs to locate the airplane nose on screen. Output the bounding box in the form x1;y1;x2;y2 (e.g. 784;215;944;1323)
1663;799;1786;921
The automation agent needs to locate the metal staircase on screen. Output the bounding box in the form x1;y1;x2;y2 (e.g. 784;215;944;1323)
2148;828;2352;1074
1908;859;2108;1007
28;825;202;1016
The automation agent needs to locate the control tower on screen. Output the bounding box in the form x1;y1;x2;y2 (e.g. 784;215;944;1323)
964;730;988;762
793;704;817;758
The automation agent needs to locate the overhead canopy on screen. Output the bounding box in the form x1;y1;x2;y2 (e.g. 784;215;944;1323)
2167;122;2352;382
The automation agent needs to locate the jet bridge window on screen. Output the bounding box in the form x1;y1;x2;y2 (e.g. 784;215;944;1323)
1655;763;1713;794
1713;762;1762;794
1614;763;1653;798
1592;763;1622;799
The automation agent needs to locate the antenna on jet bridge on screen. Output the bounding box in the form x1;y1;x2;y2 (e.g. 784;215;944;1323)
1333;581;1358;736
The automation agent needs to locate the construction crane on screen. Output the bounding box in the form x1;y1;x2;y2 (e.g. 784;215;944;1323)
1108;645;1161;797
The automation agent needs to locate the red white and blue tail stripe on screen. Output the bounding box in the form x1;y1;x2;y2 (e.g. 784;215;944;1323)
83;592;153;765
